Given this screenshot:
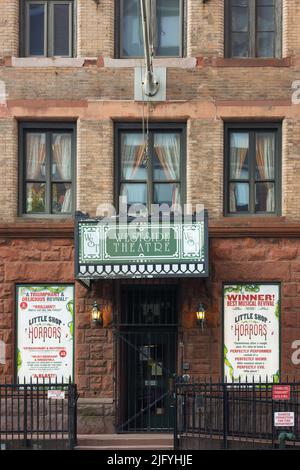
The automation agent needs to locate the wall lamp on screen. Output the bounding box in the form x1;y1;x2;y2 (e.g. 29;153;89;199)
196;303;206;329
91;301;103;327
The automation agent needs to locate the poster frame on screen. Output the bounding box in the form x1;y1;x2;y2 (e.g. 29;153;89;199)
15;283;75;384
221;281;281;383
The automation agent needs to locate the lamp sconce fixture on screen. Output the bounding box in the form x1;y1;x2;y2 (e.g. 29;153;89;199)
196;303;206;329
91;301;103;327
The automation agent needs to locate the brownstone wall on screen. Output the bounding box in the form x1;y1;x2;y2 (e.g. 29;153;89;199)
1;235;300;432
0;237;115;392
181;237;300;381
0;237;74;381
0;236;115;432
2;236;300;386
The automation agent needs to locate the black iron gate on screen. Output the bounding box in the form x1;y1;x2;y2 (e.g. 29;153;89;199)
0;382;78;450
174;380;300;450
117;284;178;432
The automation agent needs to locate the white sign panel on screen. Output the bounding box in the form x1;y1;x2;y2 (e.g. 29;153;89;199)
48;390;66;400
224;284;280;382
274;412;295;427
17;285;74;383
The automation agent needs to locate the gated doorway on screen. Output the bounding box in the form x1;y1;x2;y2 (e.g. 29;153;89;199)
117;283;178;432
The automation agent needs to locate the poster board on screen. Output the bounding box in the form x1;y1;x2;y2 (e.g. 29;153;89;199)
16;285;74;383
223;283;280;383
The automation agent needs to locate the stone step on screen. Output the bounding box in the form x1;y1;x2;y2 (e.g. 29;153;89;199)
75;445;174;451
76;433;173;450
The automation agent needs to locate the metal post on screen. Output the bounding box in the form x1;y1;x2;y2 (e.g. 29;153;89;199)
223;383;228;450
173;377;178;450
139;0;159;96
23;385;28;448
68;384;77;450
74;384;78;448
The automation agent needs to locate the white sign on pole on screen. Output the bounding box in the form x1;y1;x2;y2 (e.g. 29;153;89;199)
17;285;74;383
224;284;280;382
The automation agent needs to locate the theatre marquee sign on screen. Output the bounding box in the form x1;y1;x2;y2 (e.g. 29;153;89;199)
75;215;208;280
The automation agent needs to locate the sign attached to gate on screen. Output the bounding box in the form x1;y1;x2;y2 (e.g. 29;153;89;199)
75;213;208;280
273;385;291;401
274;412;295;427
48;390;66;400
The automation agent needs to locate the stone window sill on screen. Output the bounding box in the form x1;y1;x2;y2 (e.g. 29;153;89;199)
103;57;196;69
11;57;86;67
4;57;197;69
20;214;74;220
211;57;291;67
3;56;291;69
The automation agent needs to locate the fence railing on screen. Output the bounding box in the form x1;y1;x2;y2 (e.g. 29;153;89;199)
0;381;78;450
174;379;300;450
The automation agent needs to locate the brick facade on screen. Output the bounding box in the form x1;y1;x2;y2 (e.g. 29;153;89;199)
0;1;299;219
0;0;18;58
77;0;115;58
1;0;300;433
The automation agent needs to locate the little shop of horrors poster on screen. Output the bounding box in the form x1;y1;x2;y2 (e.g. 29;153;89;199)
223;284;280;383
16;285;74;383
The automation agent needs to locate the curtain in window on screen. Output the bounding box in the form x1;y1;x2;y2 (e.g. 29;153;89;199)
229;133;249;212
154;133;181;206
52;134;72;212
154;133;180;180
26;133;46;179
256;133;275;212
121;134;145;179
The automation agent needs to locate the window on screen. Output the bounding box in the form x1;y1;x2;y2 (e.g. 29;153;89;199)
22;0;74;57
19;123;75;216
115;123;185;211
225;123;281;215
225;0;282;58
118;0;183;58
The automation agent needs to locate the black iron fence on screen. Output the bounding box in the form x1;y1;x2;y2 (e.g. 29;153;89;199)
0;381;78;450
174;379;300;450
